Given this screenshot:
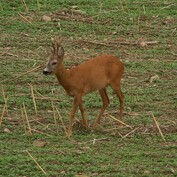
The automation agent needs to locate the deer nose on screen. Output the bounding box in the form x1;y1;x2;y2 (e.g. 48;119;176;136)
43;69;51;75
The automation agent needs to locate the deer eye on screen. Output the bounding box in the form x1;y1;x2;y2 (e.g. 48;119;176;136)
52;62;57;65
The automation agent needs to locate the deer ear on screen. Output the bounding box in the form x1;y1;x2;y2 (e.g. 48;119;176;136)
58;46;64;58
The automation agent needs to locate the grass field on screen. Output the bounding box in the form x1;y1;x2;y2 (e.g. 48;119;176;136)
0;0;177;176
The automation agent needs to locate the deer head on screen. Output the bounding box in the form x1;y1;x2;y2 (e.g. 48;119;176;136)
43;37;64;75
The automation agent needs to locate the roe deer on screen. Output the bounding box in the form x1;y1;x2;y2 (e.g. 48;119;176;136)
43;37;124;137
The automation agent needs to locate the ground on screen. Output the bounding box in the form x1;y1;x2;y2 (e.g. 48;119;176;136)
0;0;177;176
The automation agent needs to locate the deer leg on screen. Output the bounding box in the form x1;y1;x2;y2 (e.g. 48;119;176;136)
93;88;110;128
111;84;124;127
68;95;82;137
79;100;88;128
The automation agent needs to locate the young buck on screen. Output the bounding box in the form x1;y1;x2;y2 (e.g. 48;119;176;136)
43;37;124;137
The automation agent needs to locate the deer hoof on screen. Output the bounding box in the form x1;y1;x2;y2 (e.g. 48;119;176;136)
68;130;72;137
93;122;99;129
79;119;89;128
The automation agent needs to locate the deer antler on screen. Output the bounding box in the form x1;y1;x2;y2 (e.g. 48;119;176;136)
55;36;63;45
51;36;63;54
51;37;56;54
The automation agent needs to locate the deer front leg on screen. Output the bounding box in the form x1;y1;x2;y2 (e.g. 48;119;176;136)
68;95;82;137
68;97;77;137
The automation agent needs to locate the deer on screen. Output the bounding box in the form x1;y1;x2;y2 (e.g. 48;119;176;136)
43;37;124;137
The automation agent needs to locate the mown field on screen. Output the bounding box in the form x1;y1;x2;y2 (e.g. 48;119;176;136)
0;0;177;176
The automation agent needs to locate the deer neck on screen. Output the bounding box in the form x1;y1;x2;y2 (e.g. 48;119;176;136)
55;63;72;94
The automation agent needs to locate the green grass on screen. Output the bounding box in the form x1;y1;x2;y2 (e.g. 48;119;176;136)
0;0;177;176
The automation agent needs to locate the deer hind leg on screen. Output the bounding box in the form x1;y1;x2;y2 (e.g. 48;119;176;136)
111;83;124;127
93;88;110;128
79;99;88;128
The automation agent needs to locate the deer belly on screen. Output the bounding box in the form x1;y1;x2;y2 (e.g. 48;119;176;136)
84;78;108;94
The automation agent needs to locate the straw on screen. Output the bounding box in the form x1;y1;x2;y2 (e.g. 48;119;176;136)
55;107;69;138
119;0;125;13
122;127;139;138
107;114;132;129
0;105;6;126
20;105;27;133
23;102;32;134
51;101;60;134
21;0;29;11
36;0;40;10
2;87;8;116
15;65;43;79
30;128;52;137
0;87;9;126
51;90;60;134
150;112;166;142
29;84;37;115
18;13;32;24
25;150;47;175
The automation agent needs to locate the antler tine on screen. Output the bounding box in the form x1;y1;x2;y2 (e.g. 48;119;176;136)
55;36;63;49
53;36;63;42
51;37;56;54
51;36;63;53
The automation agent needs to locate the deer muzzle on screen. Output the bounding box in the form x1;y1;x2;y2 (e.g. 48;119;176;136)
43;68;52;75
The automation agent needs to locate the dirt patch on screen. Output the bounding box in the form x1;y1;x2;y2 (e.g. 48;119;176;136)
51;7;97;24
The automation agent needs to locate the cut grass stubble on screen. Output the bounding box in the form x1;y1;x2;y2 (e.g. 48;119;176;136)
1;0;177;176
